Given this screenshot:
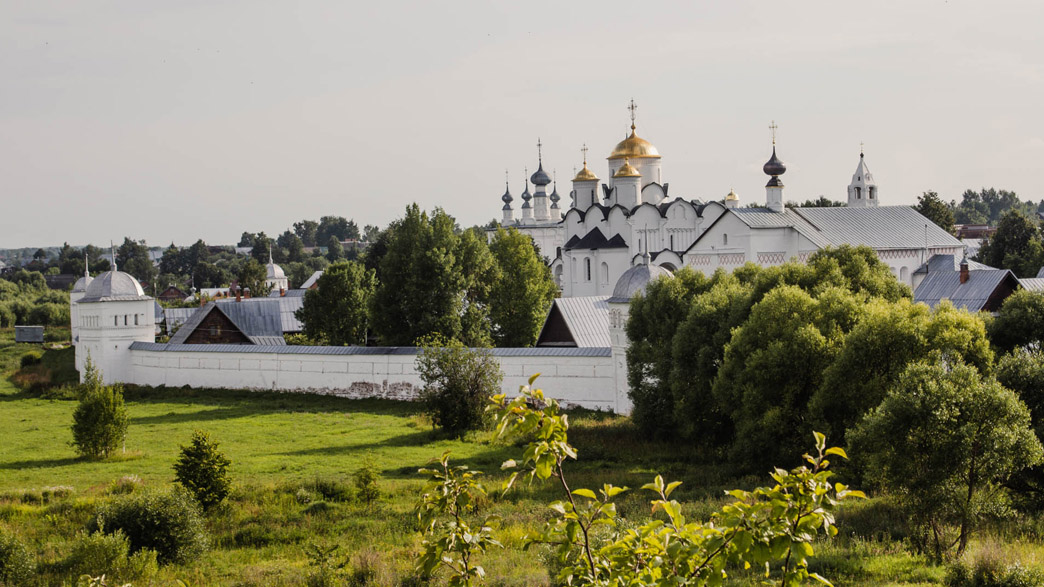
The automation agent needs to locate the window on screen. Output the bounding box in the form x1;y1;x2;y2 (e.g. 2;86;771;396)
669;235;674;249
134;314;139;326
123;315;128;326
723;234;728;246
114;316;118;326
585;258;592;281
869;186;875;199
855;187;862;199
600;262;609;285
899;267;909;282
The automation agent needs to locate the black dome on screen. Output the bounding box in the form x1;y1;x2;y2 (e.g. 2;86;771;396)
763;146;787;176
530;163;552;187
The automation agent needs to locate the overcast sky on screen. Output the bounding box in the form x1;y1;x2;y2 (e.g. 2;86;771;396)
2;0;1042;248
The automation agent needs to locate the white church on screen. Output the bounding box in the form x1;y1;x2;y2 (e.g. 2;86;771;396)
498;103;962;295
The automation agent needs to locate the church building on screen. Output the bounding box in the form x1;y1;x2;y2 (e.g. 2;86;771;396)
497;103;963;295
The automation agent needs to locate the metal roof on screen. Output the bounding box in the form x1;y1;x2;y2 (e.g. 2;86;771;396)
300;271;324;289
130;341;611;357
914;269;1017;311
216;296;303;333
790;206;963;250
1021;278;1044;292
164;307;199;334
1037;267;1044;279
168;301;288;346
914;254;993;274
543;296;612;347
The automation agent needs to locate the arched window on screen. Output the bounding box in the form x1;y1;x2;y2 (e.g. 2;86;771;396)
855;187;862;199
114;316;118;326
134;314;139;326
554;265;563;287
723;234;728;246
899;267;909;282
669;235;674;249
585;258;592;281
123;315;128;326
600;262;609;285
868;186;875;200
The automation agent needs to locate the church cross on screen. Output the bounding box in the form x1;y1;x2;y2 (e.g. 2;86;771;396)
580;143;588;165
769;120;778;145
537;137;543;163
628;99;638;127
860;141;864;155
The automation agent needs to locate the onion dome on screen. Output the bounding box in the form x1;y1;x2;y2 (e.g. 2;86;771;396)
501;183;513;205
549;182;561;208
763;146;786;177
80;270;148;302
608;124;661;160
725;188;739;202
613;158;641;178
521;177;532;209
608;262;673;303
530;162;552;187
573;162;599;182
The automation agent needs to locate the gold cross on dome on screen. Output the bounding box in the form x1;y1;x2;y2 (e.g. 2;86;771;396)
628;99;638;125
769;120;778;145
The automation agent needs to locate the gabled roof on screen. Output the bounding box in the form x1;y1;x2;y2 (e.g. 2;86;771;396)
300;270;324;289
789;206;962;250
684;206;829;254
216;296;303;333
564;228;630;251
1037;266;1044;279
536;296;611;348
169;300;291;345
1021;278;1044;292
914;269;1020;312
914;254;993;275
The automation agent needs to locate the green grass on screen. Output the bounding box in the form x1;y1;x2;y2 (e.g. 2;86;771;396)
0;328;1041;585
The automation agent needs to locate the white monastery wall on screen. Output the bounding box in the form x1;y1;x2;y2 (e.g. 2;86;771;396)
126;344;621;412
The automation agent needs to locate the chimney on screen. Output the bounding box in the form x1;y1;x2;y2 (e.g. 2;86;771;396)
280;287;286;297
235;287;241;302
959;260;969;284
244;288;251;299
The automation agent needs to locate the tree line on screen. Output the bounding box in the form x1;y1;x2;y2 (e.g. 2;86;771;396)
626;245;1044;559
296;204;557;348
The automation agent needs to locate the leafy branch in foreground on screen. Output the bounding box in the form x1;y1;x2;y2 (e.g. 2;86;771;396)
488;375;865;586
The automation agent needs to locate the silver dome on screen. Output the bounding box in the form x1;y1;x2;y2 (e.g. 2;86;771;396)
71;275;94;293
607;263;673;303
79;271;147;302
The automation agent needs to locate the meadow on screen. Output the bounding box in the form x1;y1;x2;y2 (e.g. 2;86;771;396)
0;328;1041;585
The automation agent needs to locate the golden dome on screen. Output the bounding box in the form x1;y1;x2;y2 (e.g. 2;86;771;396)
725;188;739;201
613;158;641;178
608;125;661;160
573;162;599;182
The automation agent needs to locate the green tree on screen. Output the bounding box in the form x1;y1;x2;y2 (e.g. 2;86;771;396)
295;261;376;345
851;360;1042;559
116;238;157;288
915;190;955;234
625;268;712;438
989;289;1044;352
415;335;502;438
325;235;343;262
485;228;556;347
293;220;319;247
791;196;844;207
71;357;129;459
278;231;306;263
812;299;994;442
249;232;272;264
456;228;497;348
976;209;1044;275
237;258;270;297
362;224;380;243
713;285;864;471
173;430;232;511
997;349;1044;504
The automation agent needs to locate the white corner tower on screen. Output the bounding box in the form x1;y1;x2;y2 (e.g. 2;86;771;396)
847;147;878;208
763;121;786;213
75;268;156;383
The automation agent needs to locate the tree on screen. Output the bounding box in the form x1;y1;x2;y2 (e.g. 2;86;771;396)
415;336;502;438
325;235;344;262
362;224;380;243
116;238;157;287
976;209;1044;276
71;357;129;459
173;430;232;511
238;232;254;247
997;349;1044;504
811;299;993;442
713;285;864;471
250;232;272;264
790;196;844;207
237;258;270;297
455;228;497;348
193;262;229;289
293;220;319;247
486;228;558;347
295;261;377;345
989;289;1044;352
278;231;306;263
625;268;712;438
915;191;955;234
851;360;1041;559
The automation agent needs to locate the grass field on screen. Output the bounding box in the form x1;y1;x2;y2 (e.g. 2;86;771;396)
0;328;1041;585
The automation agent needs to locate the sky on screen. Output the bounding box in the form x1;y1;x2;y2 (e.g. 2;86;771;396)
2;0;1042;248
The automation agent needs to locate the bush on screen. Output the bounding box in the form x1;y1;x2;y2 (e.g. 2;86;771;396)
0;527;36;586
415;335;502;438
19;351;42;368
71;358;129;459
173;430;232;511
353;460;381;506
65;530;158;583
89;487;209;565
108;476;143;495
312;477;352;502
947;555;1044;587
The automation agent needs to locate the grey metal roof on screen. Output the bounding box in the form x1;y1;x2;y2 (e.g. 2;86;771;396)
216;296;303;333
913;254;993;275
164;307;200;334
129;341;611;357
1021;278;1044;292
268;289;307;298
545;296;611;347
79;271;150;303
168;301;288;345
1037;267;1044;279
914;269;1017;311
790;206;963;250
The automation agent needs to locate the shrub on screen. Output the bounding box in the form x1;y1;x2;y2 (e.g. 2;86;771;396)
71;358;128;459
353;460;381;506
312;477;351;502
173;430;232;511
19;351;42;368
415;335;502;438
65;530;158;583
305;543;347;587
947;555;1044;587
89;487;209;565
108;476;143;495
0;527;36;586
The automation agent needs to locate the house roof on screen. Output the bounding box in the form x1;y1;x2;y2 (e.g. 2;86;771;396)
538;296;611;348
914;269;1019;312
1021;278;1044;292
300;270;324;289
913;254;993;275
216;296;303;333
163;307;199;334
169;300;290;345
789;206;963;250
564;227;629;251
